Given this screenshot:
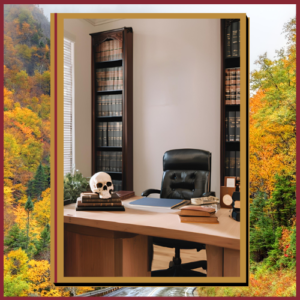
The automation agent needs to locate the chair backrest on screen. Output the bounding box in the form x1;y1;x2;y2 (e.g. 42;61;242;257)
160;149;212;200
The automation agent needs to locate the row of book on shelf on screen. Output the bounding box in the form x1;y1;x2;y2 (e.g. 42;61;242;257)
225;67;240;105
95;39;123;62
225;151;240;177
97;151;122;172
97;122;122;147
112;180;122;192
96;67;123;91
97;95;123;117
225;20;240;58
225;111;240;142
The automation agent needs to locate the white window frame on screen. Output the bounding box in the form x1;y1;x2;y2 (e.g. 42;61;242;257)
64;37;75;176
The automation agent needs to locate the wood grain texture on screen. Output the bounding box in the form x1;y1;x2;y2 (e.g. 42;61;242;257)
206;245;223;277
223;248;240;277
64;196;240;250
64;223;150;277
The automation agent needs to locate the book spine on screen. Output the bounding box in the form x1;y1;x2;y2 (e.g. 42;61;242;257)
112;151;117;172
226;24;231;58
108;122;112;146
238;21;240;57
230;68;236;104
119;122;122;147
236;151;240;178
229;111;236;142
229;151;236;176
78;202;123;207
225;111;229;142
81;199;122;203
119;95;123;116
231;21;239;57
97;96;101;117
103;122;107;146
114;122;117;147
235;111;240;141
236;67;240;104
225;151;230;176
225;68;231;105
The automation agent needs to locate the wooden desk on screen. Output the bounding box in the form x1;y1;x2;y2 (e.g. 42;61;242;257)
64;197;240;277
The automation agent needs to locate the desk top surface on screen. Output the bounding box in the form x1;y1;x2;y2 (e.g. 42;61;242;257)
64;196;240;250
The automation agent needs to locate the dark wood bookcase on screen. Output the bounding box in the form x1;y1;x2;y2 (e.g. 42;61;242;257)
90;27;133;191
220;19;240;206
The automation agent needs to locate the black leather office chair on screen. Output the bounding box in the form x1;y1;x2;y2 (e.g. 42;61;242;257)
142;149;215;277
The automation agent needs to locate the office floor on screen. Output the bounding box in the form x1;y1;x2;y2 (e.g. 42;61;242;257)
152;245;207;274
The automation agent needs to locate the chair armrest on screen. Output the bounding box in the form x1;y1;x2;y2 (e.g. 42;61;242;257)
202;191;216;197
141;189;161;197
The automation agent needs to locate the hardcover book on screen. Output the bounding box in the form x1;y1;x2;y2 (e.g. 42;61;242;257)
229;111;236;141
231;21;239;57
179;215;219;224
179;205;215;217
235;111;240;141
77;200;122;206
229;151;236;176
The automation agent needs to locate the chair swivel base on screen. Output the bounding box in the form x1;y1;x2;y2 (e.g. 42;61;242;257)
151;259;207;277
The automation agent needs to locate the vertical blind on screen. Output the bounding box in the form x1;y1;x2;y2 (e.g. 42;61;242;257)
64;38;74;176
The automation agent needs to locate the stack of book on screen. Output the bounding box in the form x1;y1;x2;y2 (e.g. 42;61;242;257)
225;67;240;105
97;122;122;147
179;206;219;224
225;20;240;58
225;111;240;142
76;191;134;211
225;151;240;177
97;151;122;172
96;67;123;91
97;95;123;117
95;39;123;62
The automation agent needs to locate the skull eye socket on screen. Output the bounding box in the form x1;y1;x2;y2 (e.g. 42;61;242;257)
107;182;112;187
97;183;103;188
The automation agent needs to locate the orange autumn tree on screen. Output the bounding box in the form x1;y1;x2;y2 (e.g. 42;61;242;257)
249;18;296;198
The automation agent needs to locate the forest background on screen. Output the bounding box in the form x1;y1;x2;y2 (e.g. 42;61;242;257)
3;4;296;297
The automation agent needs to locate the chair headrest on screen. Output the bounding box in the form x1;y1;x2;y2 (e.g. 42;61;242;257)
163;149;211;171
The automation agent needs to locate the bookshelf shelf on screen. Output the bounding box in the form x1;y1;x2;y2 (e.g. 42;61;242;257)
97;90;123;95
97;116;123;121
95;59;123;68
220;19;240;205
91;27;133;191
97;146;123;151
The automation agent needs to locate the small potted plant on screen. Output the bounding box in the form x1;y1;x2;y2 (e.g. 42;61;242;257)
64;168;90;205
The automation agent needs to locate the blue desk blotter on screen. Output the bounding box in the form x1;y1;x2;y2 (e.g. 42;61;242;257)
129;197;186;209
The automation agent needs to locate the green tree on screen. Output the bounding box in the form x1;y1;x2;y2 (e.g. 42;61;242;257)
36;224;50;254
24;196;34;250
250;192;275;262
27;163;48;199
4;274;29;297
4;223;27;252
268;172;296;228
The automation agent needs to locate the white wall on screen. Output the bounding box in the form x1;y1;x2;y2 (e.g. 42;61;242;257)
65;18;221;197
64;19;92;177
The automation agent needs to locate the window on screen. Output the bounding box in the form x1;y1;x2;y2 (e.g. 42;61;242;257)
64;38;74;175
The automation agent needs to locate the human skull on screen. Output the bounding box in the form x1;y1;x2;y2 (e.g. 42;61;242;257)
89;172;114;199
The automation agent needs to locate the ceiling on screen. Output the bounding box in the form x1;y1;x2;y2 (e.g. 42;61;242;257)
84;19;121;26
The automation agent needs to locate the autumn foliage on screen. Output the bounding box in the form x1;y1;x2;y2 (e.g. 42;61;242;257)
3;5;93;297
3;4;296;297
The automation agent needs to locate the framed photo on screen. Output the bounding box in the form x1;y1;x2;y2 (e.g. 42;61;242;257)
225;176;236;188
